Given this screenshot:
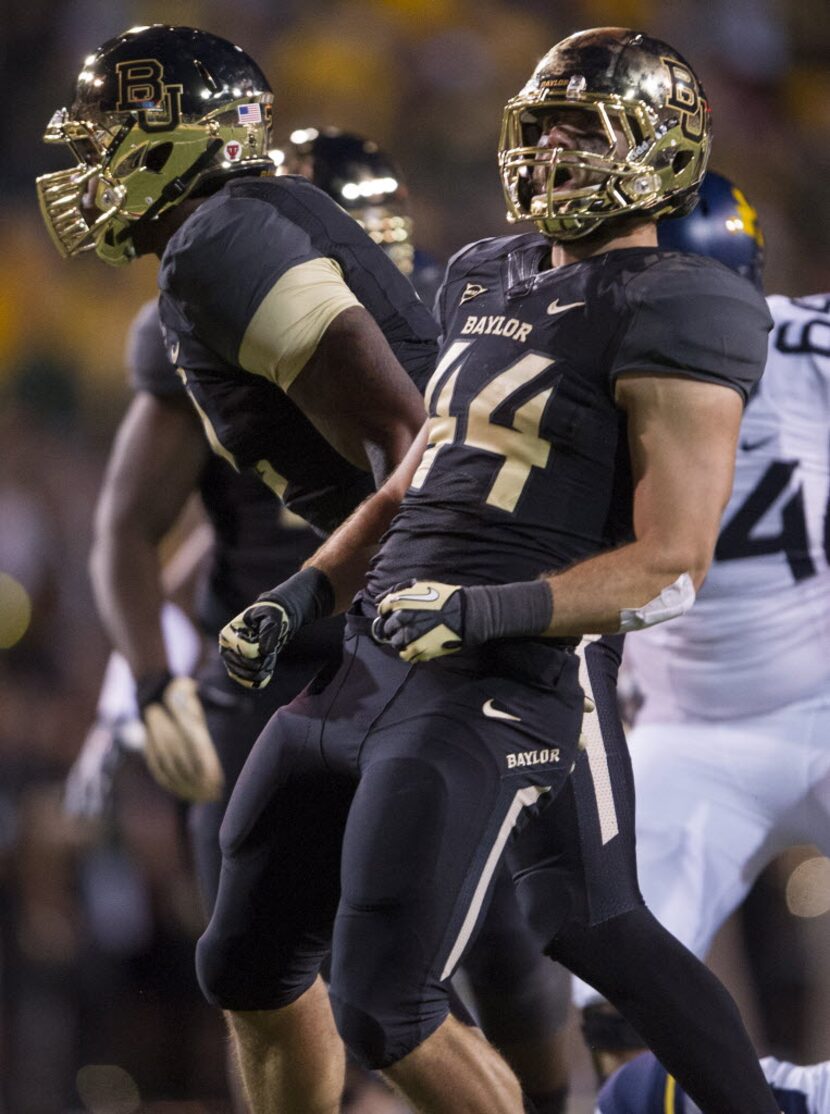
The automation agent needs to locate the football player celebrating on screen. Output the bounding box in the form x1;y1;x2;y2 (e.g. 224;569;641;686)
59;96;570;1109
206;28;782;1114
571;172;830;1080
280;129;574;1111
37;22;435;1112
38;23;435;832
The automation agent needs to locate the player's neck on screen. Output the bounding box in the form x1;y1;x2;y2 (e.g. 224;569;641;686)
132;197;206;259
549;220;657;268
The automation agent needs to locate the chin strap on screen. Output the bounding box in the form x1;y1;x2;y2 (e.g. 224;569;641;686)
115;137;225;243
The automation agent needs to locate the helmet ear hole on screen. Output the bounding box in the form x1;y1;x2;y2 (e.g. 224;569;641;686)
145;142;173;174
113;143;147;177
672;150;693;174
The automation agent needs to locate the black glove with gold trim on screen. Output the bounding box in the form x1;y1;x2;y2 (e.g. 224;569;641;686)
373;578;553;663
219;566;334;690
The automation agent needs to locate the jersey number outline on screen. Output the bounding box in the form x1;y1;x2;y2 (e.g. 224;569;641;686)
411;340;558;513
715;459;830;581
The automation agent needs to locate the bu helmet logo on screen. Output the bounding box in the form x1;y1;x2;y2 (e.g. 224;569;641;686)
663;58;705;141
115;59;183;132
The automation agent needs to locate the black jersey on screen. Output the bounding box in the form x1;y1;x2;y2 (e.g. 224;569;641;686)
128;300;325;635
411;248;444;317
157;175;439;535
367;235;772;595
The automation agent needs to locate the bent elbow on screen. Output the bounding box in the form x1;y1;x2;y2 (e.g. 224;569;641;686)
642;538;716;593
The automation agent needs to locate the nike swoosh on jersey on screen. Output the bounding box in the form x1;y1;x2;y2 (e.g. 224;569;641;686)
740;434;775;452
482;699;522;722
546;299;586;316
388;586;441;603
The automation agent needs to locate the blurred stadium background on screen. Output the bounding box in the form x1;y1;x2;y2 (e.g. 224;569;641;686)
1;1;829;1111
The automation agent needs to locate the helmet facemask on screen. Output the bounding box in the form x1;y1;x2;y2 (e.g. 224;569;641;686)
499;30;711;241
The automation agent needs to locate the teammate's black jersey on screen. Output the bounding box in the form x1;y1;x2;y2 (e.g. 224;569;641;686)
411;248;444;317
157;175;439;536
368;235;772;594
128;301;325;636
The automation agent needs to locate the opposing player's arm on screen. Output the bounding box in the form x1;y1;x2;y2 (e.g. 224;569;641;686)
90;391;210;677
539;374;743;636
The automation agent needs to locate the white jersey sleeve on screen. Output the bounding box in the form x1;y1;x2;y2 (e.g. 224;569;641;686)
626;294;830;722
759;1057;830;1114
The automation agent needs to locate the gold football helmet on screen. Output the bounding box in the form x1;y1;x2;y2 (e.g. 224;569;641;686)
499;27;711;240
36;25;273;266
274;127;415;274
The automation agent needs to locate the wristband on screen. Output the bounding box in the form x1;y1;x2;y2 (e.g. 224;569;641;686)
463;579;553;643
258;565;335;628
135;668;173;715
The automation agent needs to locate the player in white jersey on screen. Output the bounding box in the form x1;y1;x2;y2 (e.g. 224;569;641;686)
598;1049;830;1113
575;170;830;1077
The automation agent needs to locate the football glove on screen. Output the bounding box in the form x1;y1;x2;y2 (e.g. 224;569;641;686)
136;671;224;802
219;566;335;690
374;578;553;663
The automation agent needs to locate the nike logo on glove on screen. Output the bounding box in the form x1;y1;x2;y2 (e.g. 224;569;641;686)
387;586;441;603
546;299;585;316
482;699;522;722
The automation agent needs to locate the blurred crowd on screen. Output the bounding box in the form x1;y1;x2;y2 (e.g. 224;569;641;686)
1;1;830;1111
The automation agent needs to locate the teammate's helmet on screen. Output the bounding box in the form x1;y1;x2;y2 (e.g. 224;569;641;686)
499;27;711;241
658;171;765;289
274;126;414;274
36;25;273;266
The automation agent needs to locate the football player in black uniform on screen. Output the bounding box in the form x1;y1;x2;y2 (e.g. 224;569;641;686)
37;22;433;1111
38;21;435;830
63;111;569;1111
275;126;572;1113
37;26;434;524
208;28;782;1114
